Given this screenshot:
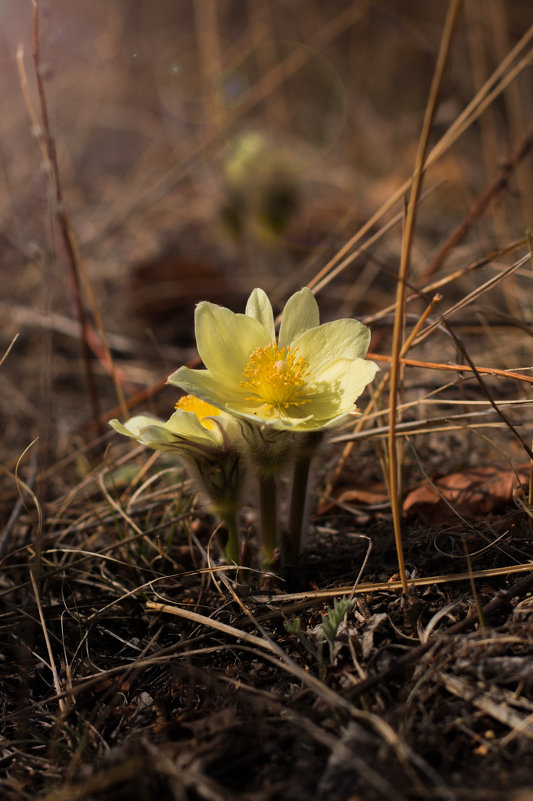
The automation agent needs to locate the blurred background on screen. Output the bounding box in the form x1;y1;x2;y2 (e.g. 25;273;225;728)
1;0;532;464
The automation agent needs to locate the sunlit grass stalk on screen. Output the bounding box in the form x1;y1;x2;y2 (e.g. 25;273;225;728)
307;16;532;300
325;294;441;500
388;0;462;596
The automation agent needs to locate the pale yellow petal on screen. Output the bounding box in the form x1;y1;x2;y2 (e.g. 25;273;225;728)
164;410;222;444
195;301;271;383
278;287;320;348
245;288;275;340
294;319;371;375
226;405;315;430
168;366;248;408
225;356;376;431
110;411;221;450
304;357;378;420
110;414;180;450
288;411;354;431
110;415;163;440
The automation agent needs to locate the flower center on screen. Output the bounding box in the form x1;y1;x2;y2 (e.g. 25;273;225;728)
175;395;221;431
241;343;311;412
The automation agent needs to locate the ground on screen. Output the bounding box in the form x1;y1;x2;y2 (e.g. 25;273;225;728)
1;2;533;800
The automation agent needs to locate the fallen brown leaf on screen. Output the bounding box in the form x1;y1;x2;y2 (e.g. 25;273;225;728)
402;464;530;521
318;481;389;515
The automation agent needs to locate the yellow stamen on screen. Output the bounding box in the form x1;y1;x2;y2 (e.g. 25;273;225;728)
175;395;221;431
241;343;311;412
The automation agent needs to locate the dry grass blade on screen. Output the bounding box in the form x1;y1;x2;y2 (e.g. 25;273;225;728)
368;353;533;386
416;123;533;286
252;563;533;604
442;322;533;460
29;569;66;713
388;0;463;595
0;333;19;369
366;237;528;324
412;252;532;345
331;405;531;444
307;23;533;298
309;183;443;299
145;600;280;655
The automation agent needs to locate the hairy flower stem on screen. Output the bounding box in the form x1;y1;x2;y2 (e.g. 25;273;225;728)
259;474;278;566
220;508;240;565
285;432;324;566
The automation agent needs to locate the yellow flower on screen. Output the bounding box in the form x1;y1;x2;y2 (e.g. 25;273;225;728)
110;395;225;452
168;288;378;431
110;396;244;563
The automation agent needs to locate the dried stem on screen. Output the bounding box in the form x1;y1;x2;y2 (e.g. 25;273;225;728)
417;123;533;287
368;353;533;386
30;569;66;713
307;21;532;298
23;5;101;427
324;294;442;500
388;0;463;596
25;2;129;428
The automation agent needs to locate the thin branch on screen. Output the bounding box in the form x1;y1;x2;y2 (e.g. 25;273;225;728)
388;0;464;594
26;3;130;427
368;352;533;386
441;323;533;460
307;23;533;297
417;122;533;286
24;6;102;426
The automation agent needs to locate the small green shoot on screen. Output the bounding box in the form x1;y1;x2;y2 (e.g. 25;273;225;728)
284;595;355;674
284;616;324;671
321;596;355;666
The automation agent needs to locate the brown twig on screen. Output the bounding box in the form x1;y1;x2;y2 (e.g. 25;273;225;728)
388;0;463;595
307;23;533;299
440;323;533;460
417;123;533;287
24;2;130;429
368;352;533;385
24;4;101;428
324;294;443;500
